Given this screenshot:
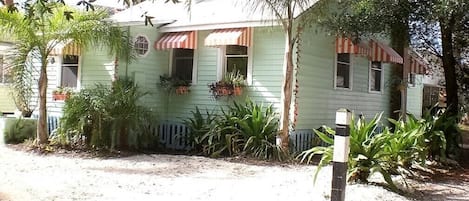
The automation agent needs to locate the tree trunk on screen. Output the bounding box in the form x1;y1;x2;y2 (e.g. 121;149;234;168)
440;17;459;117
390;21;410;120
4;0;13;6
280;35;294;151
36;59;49;144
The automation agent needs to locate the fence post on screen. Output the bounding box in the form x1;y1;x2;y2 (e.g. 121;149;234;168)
331;108;351;201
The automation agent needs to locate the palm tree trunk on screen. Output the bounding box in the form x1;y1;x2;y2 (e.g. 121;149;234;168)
280;34;294;151
4;0;13;6
37;59;48;144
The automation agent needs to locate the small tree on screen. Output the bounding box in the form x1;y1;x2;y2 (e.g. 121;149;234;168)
0;1;132;144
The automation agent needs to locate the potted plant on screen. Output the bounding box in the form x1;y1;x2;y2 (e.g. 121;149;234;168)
52;86;72;101
208;70;246;98
159;74;191;95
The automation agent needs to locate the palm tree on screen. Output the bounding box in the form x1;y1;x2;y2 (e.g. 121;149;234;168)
0;1;132;144
248;0;319;151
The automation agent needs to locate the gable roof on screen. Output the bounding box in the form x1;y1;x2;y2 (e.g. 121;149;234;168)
110;0;319;31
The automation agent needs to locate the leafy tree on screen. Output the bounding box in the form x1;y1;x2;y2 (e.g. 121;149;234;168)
0;0;132;144
318;0;468;157
319;0;468;118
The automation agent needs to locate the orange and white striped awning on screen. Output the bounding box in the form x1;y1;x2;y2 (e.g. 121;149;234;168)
154;31;197;50
409;55;427;74
369;39;403;64
50;40;81;56
205;27;252;47
335;37;370;56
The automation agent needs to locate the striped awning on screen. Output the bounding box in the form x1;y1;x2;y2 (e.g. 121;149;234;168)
154;31;197;50
205;27;252;47
369;39;403;64
49;40;81;56
409;55;427;74
335;37;370;56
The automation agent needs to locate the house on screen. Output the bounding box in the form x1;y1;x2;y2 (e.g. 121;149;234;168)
0;40;16;115
34;0;428;148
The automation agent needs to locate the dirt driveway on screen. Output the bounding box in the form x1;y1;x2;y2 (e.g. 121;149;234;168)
0;145;414;201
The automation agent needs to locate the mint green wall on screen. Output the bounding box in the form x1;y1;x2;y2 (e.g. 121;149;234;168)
160;27;286;121
406;74;424;117
295;27;392;129
117;26;169;119
80;46;115;87
0;86;15;113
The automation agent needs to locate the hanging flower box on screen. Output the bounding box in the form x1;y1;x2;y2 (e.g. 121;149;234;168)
52;87;72;101
159;75;191;95
209;71;246;98
175;86;190;95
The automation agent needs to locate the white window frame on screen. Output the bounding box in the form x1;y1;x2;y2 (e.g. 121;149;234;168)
217;45;253;85
168;48;198;85
134;34;150;57
368;61;384;93
56;54;81;90
334;53;353;90
408;73;416;88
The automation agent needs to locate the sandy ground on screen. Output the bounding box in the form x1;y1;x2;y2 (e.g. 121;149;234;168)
0;120;468;201
0;146;415;201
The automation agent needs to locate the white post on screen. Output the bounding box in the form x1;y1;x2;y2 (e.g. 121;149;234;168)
331;108;351;201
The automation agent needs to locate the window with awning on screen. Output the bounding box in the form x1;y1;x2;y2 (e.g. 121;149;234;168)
50;41;81;56
369;39;403;64
154;31;197;50
409;55;427;75
335;37;370;56
204;28;252;47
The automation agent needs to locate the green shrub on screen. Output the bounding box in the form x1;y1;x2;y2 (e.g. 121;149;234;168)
421;107;458;160
183;99;285;160
56;77;155;150
4;118;37;144
298;113;399;190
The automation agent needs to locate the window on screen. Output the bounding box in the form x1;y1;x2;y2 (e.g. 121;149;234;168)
408;73;416;87
225;45;248;78
172;48;194;82
61;55;79;88
335;53;351;89
369;61;383;92
134;35;149;56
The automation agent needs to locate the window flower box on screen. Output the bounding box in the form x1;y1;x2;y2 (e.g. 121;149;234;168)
209;70;245;98
52;87;72;101
159;74;191;95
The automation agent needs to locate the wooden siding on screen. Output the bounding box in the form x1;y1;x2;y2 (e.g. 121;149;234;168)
160;27;286;121
406;74;424;117
0;85;15;113
295;27;392;129
80;46;115;88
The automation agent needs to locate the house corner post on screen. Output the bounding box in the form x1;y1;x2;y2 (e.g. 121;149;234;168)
331;108;351;201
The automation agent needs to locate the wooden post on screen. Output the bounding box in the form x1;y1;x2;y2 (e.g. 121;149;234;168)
331;108;351;201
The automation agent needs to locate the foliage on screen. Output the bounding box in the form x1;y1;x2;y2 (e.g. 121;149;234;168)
421;107;459;160
183;107;217;154
183;99;285;160
3;117;37;144
52;86;74;95
208;71;246;98
298;113;429;191
159;74;191;94
8;47;36;117
0;0;134;144
56;77;155;150
385;115;427;171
